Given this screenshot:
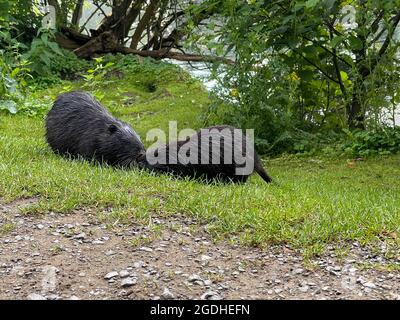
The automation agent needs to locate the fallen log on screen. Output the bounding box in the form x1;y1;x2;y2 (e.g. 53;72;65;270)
73;31;119;58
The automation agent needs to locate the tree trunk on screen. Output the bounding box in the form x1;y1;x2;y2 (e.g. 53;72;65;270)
71;0;84;28
130;0;159;49
348;83;366;130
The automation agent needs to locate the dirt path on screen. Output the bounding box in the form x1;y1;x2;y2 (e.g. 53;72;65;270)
1;198;400;300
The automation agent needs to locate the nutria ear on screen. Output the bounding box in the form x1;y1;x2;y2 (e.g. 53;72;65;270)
108;124;118;134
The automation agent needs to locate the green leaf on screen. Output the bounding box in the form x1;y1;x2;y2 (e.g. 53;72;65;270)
0;100;17;114
306;0;319;8
48;42;64;56
330;36;343;48
348;36;363;51
340;71;348;81
40;33;49;45
104;62;115;68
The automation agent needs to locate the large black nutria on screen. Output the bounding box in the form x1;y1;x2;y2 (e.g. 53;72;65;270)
138;125;272;183
46;91;146;167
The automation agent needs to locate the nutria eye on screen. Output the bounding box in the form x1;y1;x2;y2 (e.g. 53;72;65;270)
108;124;118;133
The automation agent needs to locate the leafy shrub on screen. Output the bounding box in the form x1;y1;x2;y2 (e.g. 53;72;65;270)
341;127;400;157
24;29;65;76
0;23;30;114
24;29;89;87
82;57;115;90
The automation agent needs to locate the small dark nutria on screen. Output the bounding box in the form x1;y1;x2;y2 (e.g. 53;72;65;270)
138;125;273;183
46;91;146;167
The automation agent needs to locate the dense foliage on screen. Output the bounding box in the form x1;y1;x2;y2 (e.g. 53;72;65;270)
193;0;400;154
1;0;399;157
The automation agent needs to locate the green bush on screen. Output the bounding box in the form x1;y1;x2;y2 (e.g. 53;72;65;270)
0;23;30;115
24;29;90;87
341;127;400;157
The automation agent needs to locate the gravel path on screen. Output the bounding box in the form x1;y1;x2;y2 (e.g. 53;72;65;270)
1;197;400;300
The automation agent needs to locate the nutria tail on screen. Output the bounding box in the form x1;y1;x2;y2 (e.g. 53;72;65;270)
254;161;273;183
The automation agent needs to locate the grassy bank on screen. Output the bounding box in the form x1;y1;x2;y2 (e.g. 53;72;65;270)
1;58;399;257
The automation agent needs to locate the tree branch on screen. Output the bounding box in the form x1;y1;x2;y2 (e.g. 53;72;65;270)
130;0;159;49
293;49;340;84
119;47;235;65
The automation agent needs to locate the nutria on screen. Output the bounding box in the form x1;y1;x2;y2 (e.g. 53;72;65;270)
138;125;272;183
45;91;146;167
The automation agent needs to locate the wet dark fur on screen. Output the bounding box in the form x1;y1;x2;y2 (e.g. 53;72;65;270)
138;125;272;183
45;91;145;167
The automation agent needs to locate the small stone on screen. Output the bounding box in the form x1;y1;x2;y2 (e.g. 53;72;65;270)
200;255;212;261
299;285;309;293
37;224;44;230
201;291;221;300
68;295;80;300
363;282;376;289
73;233;86;240
203;279;213;286
292;268;303;274
139;247;153;252
41;265;58;293
121;277;137;288
104;271;119;280
119;270;130;278
188;274;202;283
133;261;143;268
27;293;46;300
105;250;116;256
162;288;174;299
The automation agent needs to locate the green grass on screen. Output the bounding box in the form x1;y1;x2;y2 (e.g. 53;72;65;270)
1;59;400;256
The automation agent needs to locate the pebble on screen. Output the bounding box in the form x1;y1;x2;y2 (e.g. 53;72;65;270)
139;247;153;253
41;265;58;293
363;282;377;289
299;285;309;293
162;288;174;299
201;291;221;300
292;268;303;274
200;255;212;261
73;233;86;240
188;274;202;283
203;279;213;286
104;271;119;280
27;293;46;300
119;270;130;278
121;277;137;288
